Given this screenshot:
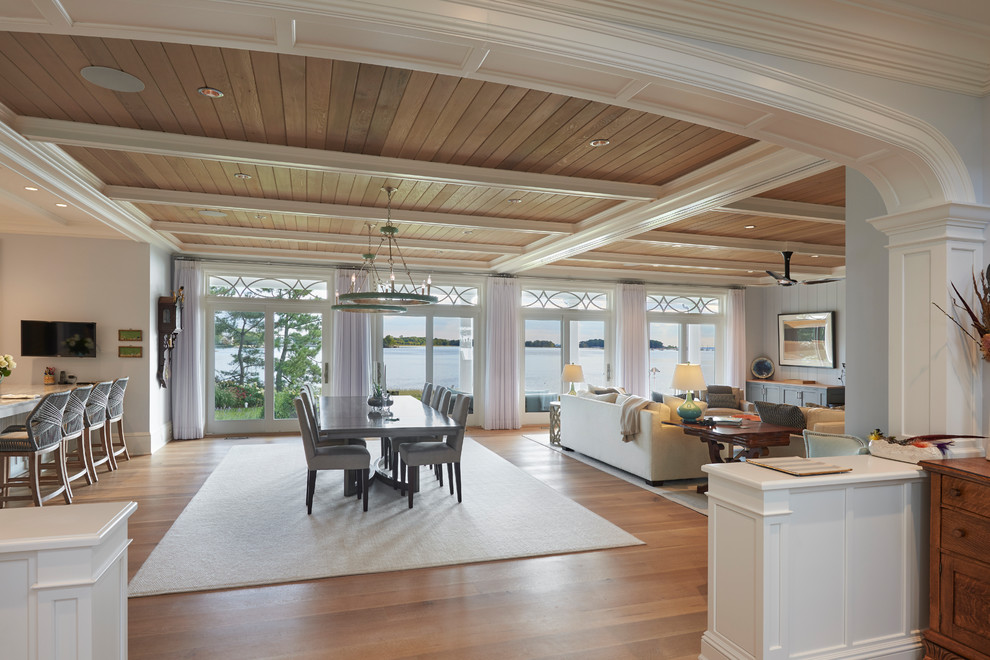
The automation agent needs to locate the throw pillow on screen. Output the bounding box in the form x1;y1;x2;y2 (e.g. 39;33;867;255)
706;392;739;409
590;392;618;403
591;386;626;395
651;390;663;403
754;401;806;428
705;385;734;395
614;393;632;406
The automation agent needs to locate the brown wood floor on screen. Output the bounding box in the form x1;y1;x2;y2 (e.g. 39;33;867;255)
17;428;710;659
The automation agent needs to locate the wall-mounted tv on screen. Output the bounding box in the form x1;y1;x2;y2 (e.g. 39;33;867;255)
21;320;97;358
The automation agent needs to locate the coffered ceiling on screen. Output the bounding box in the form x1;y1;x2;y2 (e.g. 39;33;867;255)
2;0;926;287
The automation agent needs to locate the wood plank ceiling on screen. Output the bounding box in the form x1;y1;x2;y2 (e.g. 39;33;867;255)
0;31;845;285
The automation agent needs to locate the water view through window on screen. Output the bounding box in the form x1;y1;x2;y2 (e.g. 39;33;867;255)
381;316;474;397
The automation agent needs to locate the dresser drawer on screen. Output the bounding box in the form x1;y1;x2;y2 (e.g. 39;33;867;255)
943;475;990;518
941;507;990;564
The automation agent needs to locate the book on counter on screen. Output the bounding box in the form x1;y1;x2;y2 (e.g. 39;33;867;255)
745;457;852;476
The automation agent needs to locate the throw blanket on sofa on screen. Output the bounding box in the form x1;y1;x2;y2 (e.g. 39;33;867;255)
618;395;652;442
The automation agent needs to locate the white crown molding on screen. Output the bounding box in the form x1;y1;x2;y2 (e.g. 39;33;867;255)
105;186;574;235
18;117;659;201
530;263;756;287
0;116;172;249
868;202;990;248
515;0;990;96
150;221;524;255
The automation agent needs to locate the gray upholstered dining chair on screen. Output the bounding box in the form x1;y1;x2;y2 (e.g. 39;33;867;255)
398;393;471;509
294;397;371;514
300;387;367;447
0;390;73;507
429;386;447;410
421;382;433;403
105;377;129;469
61;385;94;498
802;430;869;458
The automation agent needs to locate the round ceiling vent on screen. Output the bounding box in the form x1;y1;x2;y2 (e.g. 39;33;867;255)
80;66;145;92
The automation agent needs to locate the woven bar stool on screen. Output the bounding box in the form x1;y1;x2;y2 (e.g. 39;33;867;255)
105;377;129;469
0;390;72;507
83;381;113;481
61;385;93;500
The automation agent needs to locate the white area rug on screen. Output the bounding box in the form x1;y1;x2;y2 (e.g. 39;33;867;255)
128;439;643;597
523;433;709;515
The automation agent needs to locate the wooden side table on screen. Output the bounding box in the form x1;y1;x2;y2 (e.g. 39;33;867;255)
548;401;561;445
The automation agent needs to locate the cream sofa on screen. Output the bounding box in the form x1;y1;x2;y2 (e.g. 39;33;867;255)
559;393;712;485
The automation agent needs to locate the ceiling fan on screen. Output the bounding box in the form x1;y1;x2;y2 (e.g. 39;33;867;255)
766;251;844;286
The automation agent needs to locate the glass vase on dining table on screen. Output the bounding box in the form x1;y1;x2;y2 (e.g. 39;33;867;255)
368;361;393;417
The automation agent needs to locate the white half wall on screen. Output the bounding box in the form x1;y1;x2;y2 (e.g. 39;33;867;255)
0;233;173;454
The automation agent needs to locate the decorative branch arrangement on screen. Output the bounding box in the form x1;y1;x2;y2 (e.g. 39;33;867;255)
868;429;984;456
933;264;990;362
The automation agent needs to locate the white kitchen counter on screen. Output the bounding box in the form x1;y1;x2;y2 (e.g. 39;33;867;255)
700;455;929;660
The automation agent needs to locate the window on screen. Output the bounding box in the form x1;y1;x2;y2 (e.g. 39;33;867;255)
647;293;724;396
205;268;329;433
521;287;611;415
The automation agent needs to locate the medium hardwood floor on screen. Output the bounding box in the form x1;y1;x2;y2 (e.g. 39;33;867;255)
13;429;710;659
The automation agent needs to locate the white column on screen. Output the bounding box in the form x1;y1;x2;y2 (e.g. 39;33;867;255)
870;203;990;457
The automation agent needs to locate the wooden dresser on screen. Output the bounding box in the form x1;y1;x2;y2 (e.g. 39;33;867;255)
920;458;990;660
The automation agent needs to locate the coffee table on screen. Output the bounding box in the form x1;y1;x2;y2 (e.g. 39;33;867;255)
668;419;800;492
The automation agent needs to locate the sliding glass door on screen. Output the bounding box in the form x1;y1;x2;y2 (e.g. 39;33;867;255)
208;303;327;433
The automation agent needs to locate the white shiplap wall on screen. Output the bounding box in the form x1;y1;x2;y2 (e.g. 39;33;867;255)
746;281;846;386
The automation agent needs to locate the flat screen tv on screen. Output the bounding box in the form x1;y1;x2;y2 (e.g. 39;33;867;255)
20;320;97;358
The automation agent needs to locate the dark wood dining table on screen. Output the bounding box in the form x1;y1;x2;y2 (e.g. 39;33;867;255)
318;394;461;493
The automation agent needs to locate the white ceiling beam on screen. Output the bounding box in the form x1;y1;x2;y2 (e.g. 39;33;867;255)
177;243;491;271
106;186;572;235
567;251;835;274
714;198;845;224
150;221;524;255
18;117;661;201
637;230;845;256
493;144;840;273
530;265;762;287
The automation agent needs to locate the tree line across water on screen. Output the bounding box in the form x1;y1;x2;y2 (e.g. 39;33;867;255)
522;339;676;349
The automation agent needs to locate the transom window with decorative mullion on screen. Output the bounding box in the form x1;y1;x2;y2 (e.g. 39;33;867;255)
521;289;609;311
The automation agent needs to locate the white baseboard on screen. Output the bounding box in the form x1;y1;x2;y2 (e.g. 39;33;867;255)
128;422;172;456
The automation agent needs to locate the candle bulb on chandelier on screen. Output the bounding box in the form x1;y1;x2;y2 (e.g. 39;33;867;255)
390;271;395;292
427;274;432;295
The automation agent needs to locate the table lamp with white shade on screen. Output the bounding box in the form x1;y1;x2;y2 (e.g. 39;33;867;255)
561;363;585;395
670;363;706;422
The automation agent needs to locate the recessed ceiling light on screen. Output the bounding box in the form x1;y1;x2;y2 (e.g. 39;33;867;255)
508;198;522;204
234;172;252;179
589;138;610;147
55;203;68;208
24;186;38;191
811;254;819;258
744;225;756;229
199;209;227;218
80;66;145;92
747;270;754;273
254;213;267;220
463;229;474;235
198;86;224;98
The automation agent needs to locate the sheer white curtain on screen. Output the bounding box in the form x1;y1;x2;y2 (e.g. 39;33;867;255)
330;269;372;397
483;276;520;430
726;288;747;389
615;283;648;397
171;260;204;439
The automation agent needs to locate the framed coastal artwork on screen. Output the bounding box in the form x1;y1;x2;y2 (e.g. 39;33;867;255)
778;312;835;368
